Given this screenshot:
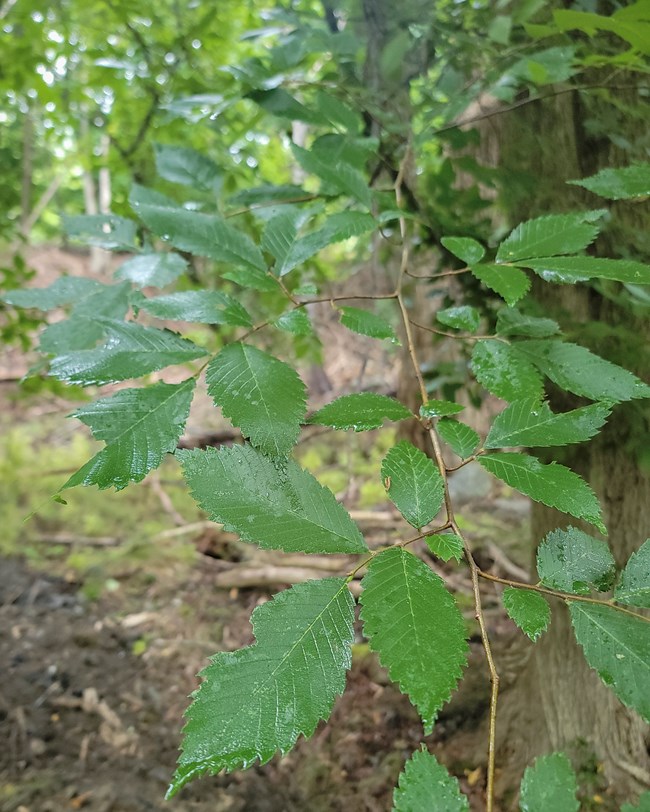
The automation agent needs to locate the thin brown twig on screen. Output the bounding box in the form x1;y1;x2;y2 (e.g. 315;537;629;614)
477;569;650;624
410;319;508;343
406;267;471;279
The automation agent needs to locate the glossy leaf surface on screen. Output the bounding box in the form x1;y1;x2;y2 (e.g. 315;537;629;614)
437;305;480;332
65;380;195;490
523;256;650;285
496;212;600;263
495;307;560;338
116;253;188;288
381;441;444;529
392;748;469;812
470;263;530;306
207;343;306;457
570;603;650;722
614;540;650;608
440;236;485;265
138;291;252;326
168;578;354;796
309;393;412;432
502;588;550;641
339;306;399;343
437;419;480;458
519;753;579;812
179;446;367;554
471;340;543;402
485;399;610;448
49;320;207;386
479;453;605;533
420;400;464;419
537;527;615;595
568;164;650;200
360;548;468;732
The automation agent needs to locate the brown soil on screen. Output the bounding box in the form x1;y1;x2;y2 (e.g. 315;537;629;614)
1;555;493;812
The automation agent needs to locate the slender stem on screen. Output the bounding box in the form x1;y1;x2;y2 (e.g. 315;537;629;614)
406;267;471;279
410;319;509;343
478;570;650;624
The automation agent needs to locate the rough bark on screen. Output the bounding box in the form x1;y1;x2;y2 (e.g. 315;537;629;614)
488;86;650;802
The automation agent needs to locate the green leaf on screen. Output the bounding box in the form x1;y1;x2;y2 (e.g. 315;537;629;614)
1;276;101;310
64;380;195;491
496;307;560;338
154;143;222;193
437;419;480;458
420;400;464;419
168;577;354;796
485;399;611;448
116;253;188;288
488;14;512;44
436;306;480;332
522;256;650;286
131;190;267;276
63;214;138;251
471;340;543;402
496;212;601;263
314;90;363;133
615;540;650;608
39;282;132;354
138;291;252;327
274;309;313;336
261;209;305;272
249;88;330;126
308;393;412;431
360;548;468;732
425;533;464;562
514;340;650;403
339;306;399;343
291;144;372;207
178;446;367;554
440;236;485;265
221;267;278;292
568;164;650;200
206;343;306;457
502;588;550;641
276;211;376;276
622;790;650;812
537;527;616;595
392;748;469;812
470;264;530;306
519;753;579;812
49;320;207;386
479;453;605;533
570;603;650;722
381;441;444;529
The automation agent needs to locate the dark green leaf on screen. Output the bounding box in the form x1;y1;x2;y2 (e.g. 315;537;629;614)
479;453;605;533
392;748;469;812
308;393;412;431
179;446;367;554
537;527;616;595
116;253;188;288
154;143;222;193
496;212;601;263
1;276;101;310
168;578;354;796
339;306;399;343
440;236;485;265
138;291;252;327
276;212;376;276
514;340;650;402
570;603;650;722
381;441;444;529
65;380;195;490
425;533;464;562
420;400;464;419
520;753;579;812
485;399;611;448
131;190;267;276
291;144;372;207
360;548;468;732
437;419;480;458
568;164;650;200
615;540;650;608
495;307;560;338
522;256;650;286
275;309;313;336
502;588;550;641
314;90;363;133
49;320;207;386
437;306;480;332
471;340;543;402
470;263;530;306
249;88;329;126
206;343;306;457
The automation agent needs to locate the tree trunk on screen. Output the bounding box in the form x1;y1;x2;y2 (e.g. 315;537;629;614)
488;86;650;802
